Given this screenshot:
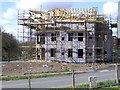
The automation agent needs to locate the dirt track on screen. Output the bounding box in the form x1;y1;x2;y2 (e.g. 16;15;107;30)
1;61;111;76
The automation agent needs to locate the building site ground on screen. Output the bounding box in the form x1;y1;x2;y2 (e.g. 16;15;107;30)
1;60;113;76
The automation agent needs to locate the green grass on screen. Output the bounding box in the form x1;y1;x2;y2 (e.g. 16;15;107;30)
48;86;120;90
95;86;120;90
65;80;117;88
97;80;116;86
1;73;69;81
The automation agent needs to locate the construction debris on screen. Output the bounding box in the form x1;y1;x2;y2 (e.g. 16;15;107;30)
2;61;111;76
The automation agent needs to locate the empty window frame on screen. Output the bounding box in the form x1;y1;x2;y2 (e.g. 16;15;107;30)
68;49;73;57
96;49;102;55
97;34;101;38
40;34;45;44
68;33;73;41
104;50;107;55
51;33;56;41
78;33;83;41
37;48;40;59
62;37;65;41
89;53;92;56
78;49;83;58
104;34;107;40
41;48;45;60
61;52;64;55
89;36;92;39
51;48;56;57
96;33;101;40
37;35;40;44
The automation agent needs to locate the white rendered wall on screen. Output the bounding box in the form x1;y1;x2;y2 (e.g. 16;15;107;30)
42;31;86;63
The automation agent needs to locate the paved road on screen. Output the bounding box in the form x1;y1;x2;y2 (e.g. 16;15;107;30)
2;69;116;88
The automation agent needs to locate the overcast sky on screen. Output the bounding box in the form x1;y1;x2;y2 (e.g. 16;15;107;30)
0;0;119;37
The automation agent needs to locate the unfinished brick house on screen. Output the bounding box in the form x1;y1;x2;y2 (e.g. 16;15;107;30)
18;7;112;63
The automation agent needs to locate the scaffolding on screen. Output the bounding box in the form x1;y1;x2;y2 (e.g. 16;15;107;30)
18;7;112;63
110;17;118;63
18;10;36;60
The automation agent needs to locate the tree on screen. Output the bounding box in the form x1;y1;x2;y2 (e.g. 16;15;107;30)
2;30;20;61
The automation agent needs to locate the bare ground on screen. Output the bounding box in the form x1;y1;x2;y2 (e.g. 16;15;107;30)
1;60;111;76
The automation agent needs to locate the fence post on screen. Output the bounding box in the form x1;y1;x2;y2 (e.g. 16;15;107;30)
28;75;31;90
116;64;119;84
72;70;75;89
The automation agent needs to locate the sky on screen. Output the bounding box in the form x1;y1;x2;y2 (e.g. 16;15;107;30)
0;0;119;38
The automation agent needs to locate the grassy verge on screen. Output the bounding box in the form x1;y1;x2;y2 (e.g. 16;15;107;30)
65;80;117;88
49;80;119;90
1;73;69;81
97;80;116;86
49;86;120;90
95;86;120;90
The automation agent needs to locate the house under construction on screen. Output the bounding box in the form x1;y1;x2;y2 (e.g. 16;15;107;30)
18;7;112;63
